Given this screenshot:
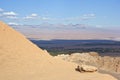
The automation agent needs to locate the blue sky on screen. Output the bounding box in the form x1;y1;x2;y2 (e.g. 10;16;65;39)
0;0;120;27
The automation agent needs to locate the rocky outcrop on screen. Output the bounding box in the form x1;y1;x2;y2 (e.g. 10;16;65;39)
55;52;120;73
96;56;120;73
55;52;99;66
76;65;97;72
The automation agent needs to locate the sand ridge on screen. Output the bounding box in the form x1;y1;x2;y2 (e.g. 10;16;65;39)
0;21;117;80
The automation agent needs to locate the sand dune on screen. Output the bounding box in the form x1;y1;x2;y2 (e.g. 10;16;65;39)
0;21;117;80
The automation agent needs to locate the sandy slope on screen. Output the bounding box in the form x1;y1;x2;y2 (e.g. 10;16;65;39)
0;21;117;80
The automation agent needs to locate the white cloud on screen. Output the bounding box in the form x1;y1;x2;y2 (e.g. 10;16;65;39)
31;13;38;17
6;16;18;19
83;13;95;17
60;13;96;22
41;17;51;20
0;8;96;24
24;13;38;19
8;22;19;25
3;11;17;16
24;13;53;21
81;13;96;20
90;14;95;17
0;11;18;19
0;8;4;12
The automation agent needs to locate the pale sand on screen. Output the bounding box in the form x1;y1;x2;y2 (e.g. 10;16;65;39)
0;21;117;80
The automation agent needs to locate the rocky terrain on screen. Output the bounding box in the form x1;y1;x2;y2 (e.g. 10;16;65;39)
54;52;120;79
0;21;117;80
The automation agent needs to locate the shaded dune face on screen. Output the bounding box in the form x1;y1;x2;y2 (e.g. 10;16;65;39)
0;21;117;80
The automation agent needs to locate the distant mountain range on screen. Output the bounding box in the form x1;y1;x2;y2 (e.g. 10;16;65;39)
10;23;120;41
